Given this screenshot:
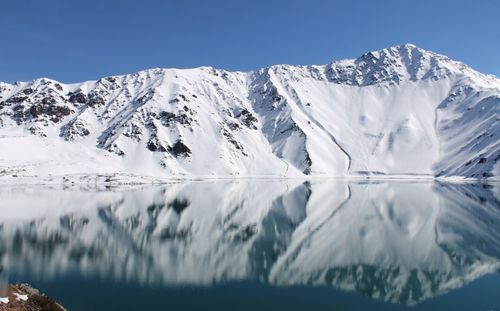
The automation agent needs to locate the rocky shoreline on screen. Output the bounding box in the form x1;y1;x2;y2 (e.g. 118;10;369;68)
0;284;65;311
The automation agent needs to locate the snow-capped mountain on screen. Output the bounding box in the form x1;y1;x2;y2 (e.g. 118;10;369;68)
0;44;498;180
1;181;499;305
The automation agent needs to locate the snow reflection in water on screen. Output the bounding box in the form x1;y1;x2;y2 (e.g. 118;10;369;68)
0;181;499;306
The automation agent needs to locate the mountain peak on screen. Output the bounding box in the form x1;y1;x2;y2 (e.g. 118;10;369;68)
359;43;440;63
366;43;421;57
327;44;470;86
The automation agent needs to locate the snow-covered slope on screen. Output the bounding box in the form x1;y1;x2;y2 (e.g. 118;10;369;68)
0;44;498;180
1;181;499;305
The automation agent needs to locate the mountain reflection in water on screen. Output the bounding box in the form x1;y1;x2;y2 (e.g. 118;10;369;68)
0;181;499;307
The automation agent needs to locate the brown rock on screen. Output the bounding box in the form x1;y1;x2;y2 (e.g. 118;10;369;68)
0;283;66;311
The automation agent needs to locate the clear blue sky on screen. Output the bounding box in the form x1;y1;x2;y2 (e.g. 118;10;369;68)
1;0;498;83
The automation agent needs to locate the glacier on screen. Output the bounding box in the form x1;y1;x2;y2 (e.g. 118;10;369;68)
0;44;498;181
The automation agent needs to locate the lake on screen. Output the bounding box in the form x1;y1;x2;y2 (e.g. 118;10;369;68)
0;180;499;310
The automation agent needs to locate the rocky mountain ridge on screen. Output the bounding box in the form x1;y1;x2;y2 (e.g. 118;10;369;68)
0;44;498;180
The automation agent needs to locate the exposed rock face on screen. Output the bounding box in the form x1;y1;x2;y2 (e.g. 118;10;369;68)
67;91;86;104
60;118;90;141
168;140;191;157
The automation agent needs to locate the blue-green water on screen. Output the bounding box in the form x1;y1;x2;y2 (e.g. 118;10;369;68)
1;181;499;310
8;274;500;311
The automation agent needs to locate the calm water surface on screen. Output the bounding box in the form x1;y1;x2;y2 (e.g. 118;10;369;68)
0;180;499;310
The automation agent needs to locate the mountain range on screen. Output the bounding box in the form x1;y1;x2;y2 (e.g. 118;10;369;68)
0;44;498;181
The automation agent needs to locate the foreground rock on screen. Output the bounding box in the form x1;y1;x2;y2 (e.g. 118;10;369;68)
0;284;66;311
